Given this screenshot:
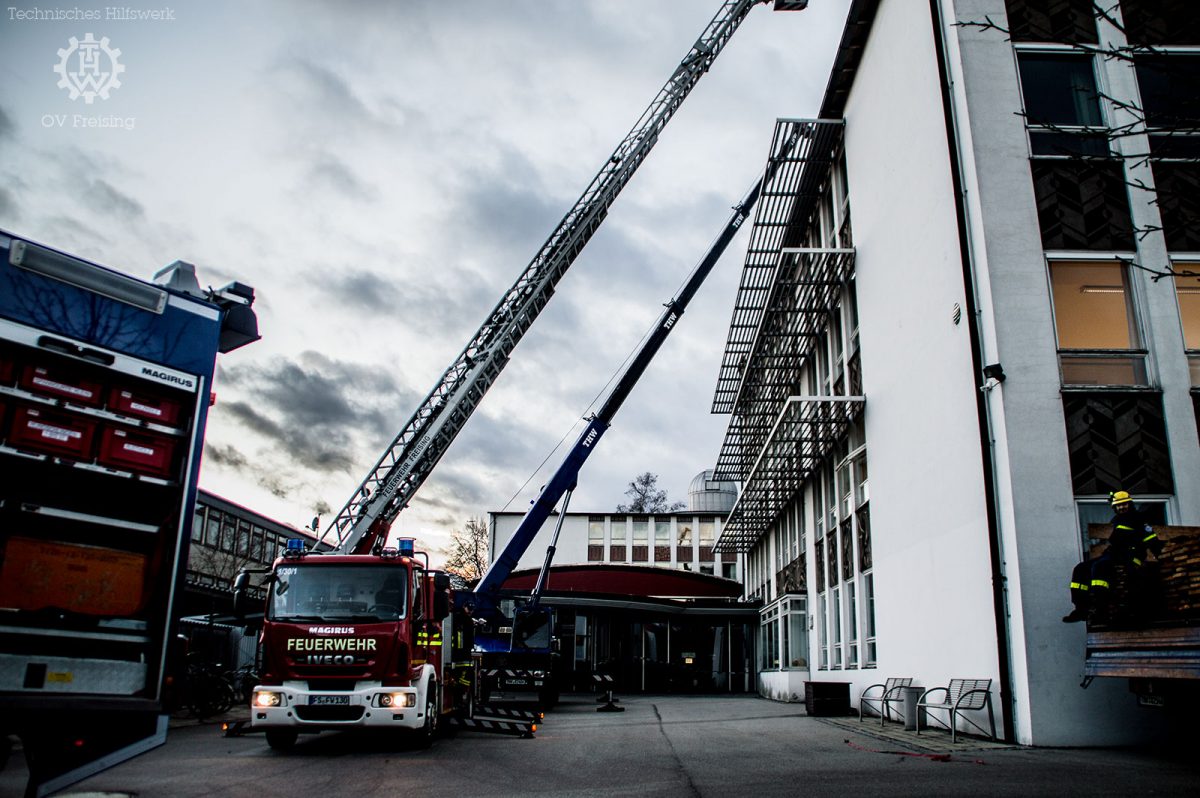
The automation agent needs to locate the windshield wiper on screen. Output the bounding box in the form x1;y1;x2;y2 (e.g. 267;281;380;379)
272;614;325;622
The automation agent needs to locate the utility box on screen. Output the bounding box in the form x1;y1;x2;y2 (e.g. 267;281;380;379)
804;680;851;717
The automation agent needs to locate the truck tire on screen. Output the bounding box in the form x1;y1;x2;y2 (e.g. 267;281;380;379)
266;729;297;752
415;681;439;748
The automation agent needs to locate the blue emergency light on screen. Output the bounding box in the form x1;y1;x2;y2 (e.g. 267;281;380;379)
397;538;415;558
284;538;307;557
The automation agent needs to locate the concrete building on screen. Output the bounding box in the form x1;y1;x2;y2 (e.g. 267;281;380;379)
488;471;757;693
712;0;1199;745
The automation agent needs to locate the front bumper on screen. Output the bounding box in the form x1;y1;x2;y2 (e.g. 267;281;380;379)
249;681;423;730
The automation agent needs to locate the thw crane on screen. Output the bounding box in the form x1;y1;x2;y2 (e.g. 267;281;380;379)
464;127;804;704
320;0;809;556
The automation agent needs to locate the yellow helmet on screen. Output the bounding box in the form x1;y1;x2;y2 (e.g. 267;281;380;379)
1111;490;1133;507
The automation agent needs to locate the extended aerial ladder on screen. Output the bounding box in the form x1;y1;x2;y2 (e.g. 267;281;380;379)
319;0;809;556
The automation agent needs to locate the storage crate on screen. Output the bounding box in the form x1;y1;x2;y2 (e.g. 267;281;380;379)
97;425;177;477
20;363;103;406
9;405;97;459
108;386;184;426
0;536;146;616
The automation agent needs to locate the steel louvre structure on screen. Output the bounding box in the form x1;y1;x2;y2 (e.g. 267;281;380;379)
709;118;860;553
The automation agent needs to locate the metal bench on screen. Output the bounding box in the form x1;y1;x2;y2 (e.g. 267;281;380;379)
915;678;994;743
858;677;914;726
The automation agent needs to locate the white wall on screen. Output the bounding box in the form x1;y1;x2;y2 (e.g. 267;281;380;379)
836;0;1003;733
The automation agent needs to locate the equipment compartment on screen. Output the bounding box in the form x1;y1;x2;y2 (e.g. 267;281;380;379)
97;425;178;478
8;404;97;460
107;386;185;427
0;536;147;617
19;362;104;406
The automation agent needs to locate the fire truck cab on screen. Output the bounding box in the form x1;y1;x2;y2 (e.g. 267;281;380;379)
241;538;472;749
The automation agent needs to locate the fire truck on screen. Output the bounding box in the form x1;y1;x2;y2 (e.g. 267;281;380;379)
0;231;259;796
235;537;471;749
237;0;810;749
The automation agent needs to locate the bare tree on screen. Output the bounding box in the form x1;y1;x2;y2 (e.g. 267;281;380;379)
442;516;490;583
616;472;686;513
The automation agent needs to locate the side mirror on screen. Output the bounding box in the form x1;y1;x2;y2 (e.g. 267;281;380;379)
232;571;251;619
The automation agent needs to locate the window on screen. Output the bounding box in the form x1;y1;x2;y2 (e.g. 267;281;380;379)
1049;260;1147;385
760;605;780;670
250;525;265;562
722;561;738;580
846;580;859;669
831;586;843;669
1175;273;1200;384
220;517;236;553
192;508;204;542
205;514;220;547
864;572;877;667
785;597;809;669
237;520;252;557
609;516;626;562
1018;53;1102;127
588;516;605;562
632;517;648;562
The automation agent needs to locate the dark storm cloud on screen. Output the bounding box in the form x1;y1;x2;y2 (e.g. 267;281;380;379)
219;351;419;474
321;268;402;316
84;179;144;219
205;442;249;470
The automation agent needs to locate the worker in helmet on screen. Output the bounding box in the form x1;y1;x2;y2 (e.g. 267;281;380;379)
1063;491;1163;623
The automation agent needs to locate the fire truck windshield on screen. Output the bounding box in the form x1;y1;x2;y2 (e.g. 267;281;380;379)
269;564;407;622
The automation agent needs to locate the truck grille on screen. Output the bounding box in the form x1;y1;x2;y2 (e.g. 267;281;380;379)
294;706;365;722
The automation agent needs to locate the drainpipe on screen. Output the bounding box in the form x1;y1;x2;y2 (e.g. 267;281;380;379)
928;0;1016;743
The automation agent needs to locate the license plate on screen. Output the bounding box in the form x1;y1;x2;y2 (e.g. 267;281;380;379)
506;679;527;686
310;695;350;706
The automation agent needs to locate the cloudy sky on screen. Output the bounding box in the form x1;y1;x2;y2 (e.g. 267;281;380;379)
0;0;850;563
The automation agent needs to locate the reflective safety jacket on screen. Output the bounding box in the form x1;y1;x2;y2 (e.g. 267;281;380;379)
1106;506;1164;566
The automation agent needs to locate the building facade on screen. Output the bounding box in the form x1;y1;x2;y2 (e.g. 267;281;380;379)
181;490;316;617
488;471;756;693
713;0;1199;745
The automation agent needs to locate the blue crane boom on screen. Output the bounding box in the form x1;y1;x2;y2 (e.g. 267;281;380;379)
470;126;803;613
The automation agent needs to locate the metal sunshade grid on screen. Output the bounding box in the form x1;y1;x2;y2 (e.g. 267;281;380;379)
707;118;858;553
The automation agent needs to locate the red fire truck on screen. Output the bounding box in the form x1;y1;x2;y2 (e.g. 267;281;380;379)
235;537;472;749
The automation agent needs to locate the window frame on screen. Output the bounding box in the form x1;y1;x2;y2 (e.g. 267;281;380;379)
1046;256;1151;387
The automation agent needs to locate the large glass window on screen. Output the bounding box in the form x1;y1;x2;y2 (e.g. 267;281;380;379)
785;597;808;669
863;572;877;667
1049;260;1147;385
1018;53;1102;126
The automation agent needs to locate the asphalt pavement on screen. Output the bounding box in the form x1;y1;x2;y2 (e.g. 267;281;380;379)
3;694;1198;797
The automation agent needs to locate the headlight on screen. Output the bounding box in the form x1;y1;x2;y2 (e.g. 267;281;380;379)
253;691;283;708
377;692;417;708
